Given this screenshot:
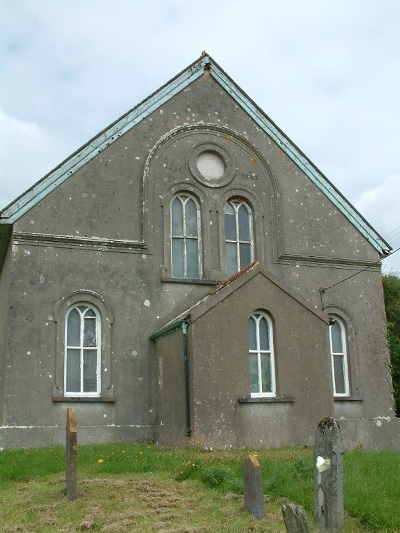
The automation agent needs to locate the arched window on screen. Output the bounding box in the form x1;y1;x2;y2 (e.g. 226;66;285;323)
329;317;350;396
224;199;253;277
248;311;276;397
65;304;101;396
171;195;201;279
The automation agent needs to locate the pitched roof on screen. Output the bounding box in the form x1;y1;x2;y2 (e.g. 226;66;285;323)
150;262;329;341
0;53;391;257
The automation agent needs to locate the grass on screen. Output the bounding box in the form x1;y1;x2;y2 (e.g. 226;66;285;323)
0;443;399;532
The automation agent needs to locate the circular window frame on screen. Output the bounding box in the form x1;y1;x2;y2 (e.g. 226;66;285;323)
188;142;234;188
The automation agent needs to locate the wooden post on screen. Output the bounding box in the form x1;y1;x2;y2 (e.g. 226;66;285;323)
314;417;344;532
243;455;265;520
66;407;78;501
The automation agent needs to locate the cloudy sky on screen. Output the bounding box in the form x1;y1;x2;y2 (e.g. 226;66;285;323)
1;0;399;272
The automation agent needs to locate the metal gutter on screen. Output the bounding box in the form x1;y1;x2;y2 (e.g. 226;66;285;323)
150;315;190;341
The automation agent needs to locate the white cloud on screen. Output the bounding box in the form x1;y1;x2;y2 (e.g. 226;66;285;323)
356;174;400;273
0;107;66;207
0;0;399;276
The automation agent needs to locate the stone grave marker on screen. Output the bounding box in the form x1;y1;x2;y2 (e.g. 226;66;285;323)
243;455;265;520
314;417;344;532
66;407;78;501
282;502;310;533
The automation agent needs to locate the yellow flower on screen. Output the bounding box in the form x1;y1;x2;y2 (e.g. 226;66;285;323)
97;458;104;464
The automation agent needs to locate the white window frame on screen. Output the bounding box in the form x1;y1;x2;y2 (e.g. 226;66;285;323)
64;304;101;397
248;311;276;398
170;194;202;279
329;316;350;397
224;199;254;276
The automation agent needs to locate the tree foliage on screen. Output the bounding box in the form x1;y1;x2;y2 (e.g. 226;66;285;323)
382;273;400;417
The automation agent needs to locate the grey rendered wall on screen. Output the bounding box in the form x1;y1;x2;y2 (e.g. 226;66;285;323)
187;273;333;449
1;69;394;448
155;329;189;448
0;238;12;431
0;235;214;448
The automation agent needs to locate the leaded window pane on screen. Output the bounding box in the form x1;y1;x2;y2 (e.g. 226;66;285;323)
333;354;346;394
331;321;343;353
172;198;183;235
239;243;251;270
67;309;80;346
259;317;270;350
249;354;259;393
248;312;275;397
83;316;96;347
248;317;257;350
329;317;349;396
185;199;198;237
83;350;98;392
66;349;80;392
172;238;184;278
224;202;235;216
260;353;272;393
226;242;237;277
225;199;253;276
224;210;236;241
65;304;101;396
238;204;250;240
186;239;199;279
171;195;201;279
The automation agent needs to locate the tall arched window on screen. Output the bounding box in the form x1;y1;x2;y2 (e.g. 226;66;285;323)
224;199;254;277
65;304;101;396
329;317;350;396
248;311;276;397
171;195;201;279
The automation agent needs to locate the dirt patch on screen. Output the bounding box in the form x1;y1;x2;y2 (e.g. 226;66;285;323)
28;501;62;512
157;526;210;533
102;519;137;532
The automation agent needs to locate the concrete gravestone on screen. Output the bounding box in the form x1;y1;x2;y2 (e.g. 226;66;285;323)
281;502;309;533
314;417;344;532
66;407;78;501
243;455;265;519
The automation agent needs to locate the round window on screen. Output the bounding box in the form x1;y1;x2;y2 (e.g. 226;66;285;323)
196;151;225;181
189;142;234;188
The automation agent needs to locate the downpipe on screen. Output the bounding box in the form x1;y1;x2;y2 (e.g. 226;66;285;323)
182;321;191;437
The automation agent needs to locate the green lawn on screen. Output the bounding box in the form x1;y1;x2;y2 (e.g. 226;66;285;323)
0;443;399;532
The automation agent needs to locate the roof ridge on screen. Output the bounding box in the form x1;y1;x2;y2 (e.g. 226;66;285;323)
211;261;259;294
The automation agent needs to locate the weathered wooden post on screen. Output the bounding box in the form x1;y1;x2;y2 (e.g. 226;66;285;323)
282;502;310;532
314;417;344;532
243;455;265;520
66;407;78;501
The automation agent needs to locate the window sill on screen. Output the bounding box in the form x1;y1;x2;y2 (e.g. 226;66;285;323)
161;276;219;285
53;396;115;403
238;395;295;404
334;395;363;402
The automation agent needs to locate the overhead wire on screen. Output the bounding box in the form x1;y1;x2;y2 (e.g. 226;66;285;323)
320;245;400;295
319;220;400;296
383;225;400;240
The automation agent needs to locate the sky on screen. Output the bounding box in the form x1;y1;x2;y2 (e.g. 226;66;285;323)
1;0;400;272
